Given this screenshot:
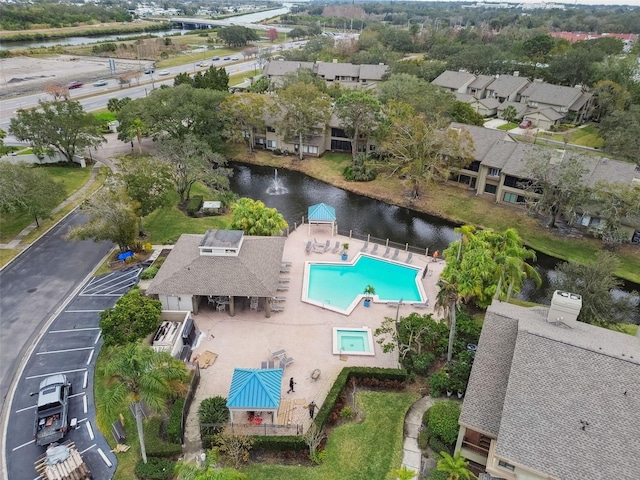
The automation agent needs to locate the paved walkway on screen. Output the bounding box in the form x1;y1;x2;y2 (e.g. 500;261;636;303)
402;395;435;477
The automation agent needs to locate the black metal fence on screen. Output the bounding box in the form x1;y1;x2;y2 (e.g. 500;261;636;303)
200;422;303;436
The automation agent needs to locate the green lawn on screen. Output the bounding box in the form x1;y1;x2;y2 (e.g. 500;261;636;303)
243;391;419;480
535;124;604;149
497;122;518;131
143;184;232;244
0;165;91;243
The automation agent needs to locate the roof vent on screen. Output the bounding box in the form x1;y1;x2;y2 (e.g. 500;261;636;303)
547;290;582;326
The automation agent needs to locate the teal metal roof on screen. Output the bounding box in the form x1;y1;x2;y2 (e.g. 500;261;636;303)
227;368;283;409
308;203;336;222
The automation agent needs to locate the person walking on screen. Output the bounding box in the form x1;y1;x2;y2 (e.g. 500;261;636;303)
308;400;317;419
287;377;296;394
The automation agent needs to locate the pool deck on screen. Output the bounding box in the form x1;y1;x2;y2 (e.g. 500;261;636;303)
185;226;445;441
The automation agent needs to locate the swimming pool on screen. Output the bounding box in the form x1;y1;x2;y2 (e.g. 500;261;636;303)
333;327;374;355
303;254;425;315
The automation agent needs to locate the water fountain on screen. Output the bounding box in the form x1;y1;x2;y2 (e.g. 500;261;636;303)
266;169;288;195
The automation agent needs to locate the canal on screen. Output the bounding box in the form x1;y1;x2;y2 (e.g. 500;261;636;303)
229;162;640;307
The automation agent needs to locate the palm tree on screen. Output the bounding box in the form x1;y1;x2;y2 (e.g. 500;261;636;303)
502;105;518;124
101;343;188;463
436;277;462;363
386;465;417;480
437;452;476;480
126;117;147;154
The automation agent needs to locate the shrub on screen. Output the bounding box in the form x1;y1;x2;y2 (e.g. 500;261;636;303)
166;398;184;444
141;266;159;280
134;456;175;480
427;468;450;480
428;370;450;398
418;428;429;449
99;287;162;346
251;435;306;451
143;417;183;457
342;163;377;182
199;396;229;447
426;401;461;446
428;435;452;456
340;405;354;419
186;195;203;217
411;352;436;375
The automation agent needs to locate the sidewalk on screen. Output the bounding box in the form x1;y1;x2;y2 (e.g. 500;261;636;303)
402;395;435;477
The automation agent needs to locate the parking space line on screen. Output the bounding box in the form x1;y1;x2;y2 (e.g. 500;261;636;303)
26;368;86;380
86;421;94;440
80;444;97;455
49;327;100;333
36;346;94;355
86;349;94;365
83;371;88;388
94;332;101;344
64;310;104;313
70;392;85;399
98;448;113;468
83;394;88;413
12;439;34;451
16;404;36;413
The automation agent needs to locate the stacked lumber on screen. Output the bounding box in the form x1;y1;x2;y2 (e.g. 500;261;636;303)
34;442;90;480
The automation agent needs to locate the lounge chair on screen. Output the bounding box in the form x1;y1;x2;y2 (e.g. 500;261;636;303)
305;241;312;253
280;266;291;273
382;246;391;258
271;304;285;312
279;277;291;283
281;261;292;267
391;249;399;261
271;296;287;303
271;349;286;360
323;240;331;252
331;241;341;254
277;285;289;291
387;302;400;308
279;356;294;369
370;244;379;255
361;240;369;252
414;300;429;309
406;252;413;264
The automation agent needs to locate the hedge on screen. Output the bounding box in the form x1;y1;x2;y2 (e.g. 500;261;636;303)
166;398;184;445
134;457;175;480
143;417;183;458
426;401;461;446
186;195;203;217
250;435;307;451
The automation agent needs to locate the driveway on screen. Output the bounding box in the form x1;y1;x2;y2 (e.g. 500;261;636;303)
4;268;141;480
0;212;113;478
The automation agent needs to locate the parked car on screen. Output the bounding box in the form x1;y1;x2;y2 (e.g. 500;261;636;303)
519;120;533;129
67;81;83;89
93;79;108;87
157;70;170;76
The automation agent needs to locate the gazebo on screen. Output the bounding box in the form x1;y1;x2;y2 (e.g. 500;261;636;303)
226;368;283;424
307;203;336;236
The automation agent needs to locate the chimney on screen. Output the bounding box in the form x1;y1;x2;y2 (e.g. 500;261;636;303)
547;291;582;327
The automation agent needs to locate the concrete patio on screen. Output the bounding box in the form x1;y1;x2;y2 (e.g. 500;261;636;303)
182;226;445;450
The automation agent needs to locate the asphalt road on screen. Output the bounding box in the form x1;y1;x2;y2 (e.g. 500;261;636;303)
4;267;141;480
0;211;113;476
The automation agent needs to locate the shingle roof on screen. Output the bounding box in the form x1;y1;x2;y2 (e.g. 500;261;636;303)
358;63;389;81
486;75;530;98
462;301;640;478
496;101;528;116
227;368;283;409
520;82;583;108
480;140;520;169
477;97;500;109
263;60;315;77
316;62;360;80
526;107;565;121
454;93;475;103
569;91;593;112
432;70;476;90
147;233;286;297
449;123;513;161
469;74;494;90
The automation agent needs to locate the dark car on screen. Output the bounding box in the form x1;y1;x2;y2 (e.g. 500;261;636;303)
212;56;220;61
223;56;231;60
67;81;83;89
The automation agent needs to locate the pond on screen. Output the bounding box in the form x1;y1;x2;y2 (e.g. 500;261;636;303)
228;162;640;307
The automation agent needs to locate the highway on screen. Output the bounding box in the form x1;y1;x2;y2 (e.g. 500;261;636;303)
0;50;302;141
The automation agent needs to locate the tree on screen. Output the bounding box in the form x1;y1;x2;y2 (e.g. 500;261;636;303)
436;452;476;480
156;134;230;204
220;93;270;154
199;396;230;447
523;150;589;228
266;28;278;42
174;72;193;87
275;82;331;161
450;102;484;126
0;162;66;228
9;100;105;162
44;84;69;101
502;105;518;124
193;66;229;91
66;182;138;251
99;287;162;346
522;33;555;60
229;198;288;236
107;97;132;113
550;253;639;326
174;449;248;480
588;181;640;247
592;80;630;121
278;68;326;92
118;156;173;234
217;429;253;469
100;343;188;464
335;91;384;163
123;117;147;154
599;105;640;166
303;422;326;464
217;26;259;47
381;103;474;199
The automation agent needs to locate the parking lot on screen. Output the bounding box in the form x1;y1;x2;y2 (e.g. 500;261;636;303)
5;267;141;480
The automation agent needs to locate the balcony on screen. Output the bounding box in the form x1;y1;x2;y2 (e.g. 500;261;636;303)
462;438;490;456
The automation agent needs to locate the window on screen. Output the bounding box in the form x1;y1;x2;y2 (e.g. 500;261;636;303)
530;101;538;107
465;161;481;172
301;145;318;154
369;144;376;151
456;174;471;185
267;140;277;148
488;167;501;177
256;138;265;145
503;192;525;204
484;184;497;194
331;128;349;138
498;461;515;472
267;126;275;133
331;139;351;152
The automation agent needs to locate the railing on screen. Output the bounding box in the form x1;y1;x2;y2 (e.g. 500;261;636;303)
284;216;431;256
201;422;302;436
461;440;490;456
